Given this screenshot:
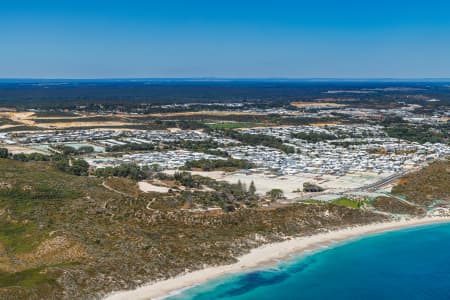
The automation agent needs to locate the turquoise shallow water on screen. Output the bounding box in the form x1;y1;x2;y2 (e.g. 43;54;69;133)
167;223;450;300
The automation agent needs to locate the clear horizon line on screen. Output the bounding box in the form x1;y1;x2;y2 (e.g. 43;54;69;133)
1;77;450;82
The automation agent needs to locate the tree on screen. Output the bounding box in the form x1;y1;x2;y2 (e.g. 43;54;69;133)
70;159;90;176
267;189;284;200
0;148;8;158
55;157;70;173
78;146;94;154
174;172;199;188
60;145;78;155
12;153;28;161
249;181;256;195
241;182;247;193
303;182;324;192
151;163;160;172
237;180;243;191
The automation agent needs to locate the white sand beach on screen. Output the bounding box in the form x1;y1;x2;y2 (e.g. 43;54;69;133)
104;216;450;300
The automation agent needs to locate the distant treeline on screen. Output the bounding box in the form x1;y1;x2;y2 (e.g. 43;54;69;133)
385;123;449;144
180;158;255;171
172;172;259;211
53;145;95;155
105;140;230;157
106;143;155;152
291;132;339;142
0;149;50;162
222;130;295;153
164;140;231;157
94;163;149;181
0;147;90;176
2;81;448;109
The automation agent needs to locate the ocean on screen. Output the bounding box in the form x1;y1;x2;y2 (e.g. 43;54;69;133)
167;223;450;300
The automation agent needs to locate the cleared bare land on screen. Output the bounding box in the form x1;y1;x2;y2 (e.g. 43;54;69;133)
181;170;391;200
138;181;171;193
0;112;140;129
290;101;347;108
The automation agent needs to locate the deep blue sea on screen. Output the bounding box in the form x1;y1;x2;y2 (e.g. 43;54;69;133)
167;223;450;300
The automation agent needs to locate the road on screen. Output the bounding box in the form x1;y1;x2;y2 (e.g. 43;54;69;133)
349;171;408;193
293;167;420;202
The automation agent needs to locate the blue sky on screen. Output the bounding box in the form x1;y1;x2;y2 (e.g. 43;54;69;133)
1;0;450;78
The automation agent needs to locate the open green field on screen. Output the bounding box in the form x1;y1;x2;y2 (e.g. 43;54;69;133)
330;198;366;209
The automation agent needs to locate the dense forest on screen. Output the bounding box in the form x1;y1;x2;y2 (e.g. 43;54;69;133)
1;80;449;109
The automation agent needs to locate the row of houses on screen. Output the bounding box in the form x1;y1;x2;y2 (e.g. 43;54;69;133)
240;124;386;140
0;129;236;146
86;150;221;170
224;142;449;176
1;125;448;178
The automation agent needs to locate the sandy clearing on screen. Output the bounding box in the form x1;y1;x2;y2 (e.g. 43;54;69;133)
0;124;19;130
138;181;170;193
132;111;267;117
188;170;315;199
290;101;347;108
36;121;137;129
0;112;142;129
171;170;388;200
0;112;36;126
1;145;48;155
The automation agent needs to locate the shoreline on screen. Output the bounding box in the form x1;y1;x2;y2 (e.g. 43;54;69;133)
104;216;450;300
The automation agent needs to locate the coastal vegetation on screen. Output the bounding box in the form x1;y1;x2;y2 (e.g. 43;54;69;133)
0;148;8;158
383;121;449;145
180;158;255;171
372;196;426;215
164;140;232;157
266;188;284;200
303;182;325;192
0;158;388;299
0;148;50;162
391;159;450;205
105;140;230;157
221;130;295;153
291;131;339;142
55;157;90;176
206;122;263;130
106;143;155;152
94;163;148;180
